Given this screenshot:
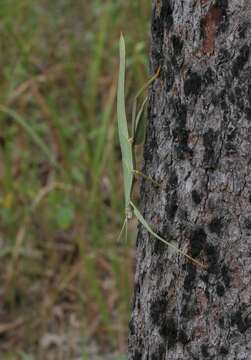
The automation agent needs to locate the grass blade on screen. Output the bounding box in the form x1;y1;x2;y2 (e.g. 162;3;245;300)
0;105;57;167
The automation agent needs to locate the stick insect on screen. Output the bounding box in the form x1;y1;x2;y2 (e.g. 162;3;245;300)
117;34;205;268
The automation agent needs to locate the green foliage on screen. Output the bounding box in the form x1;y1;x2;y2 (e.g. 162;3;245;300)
54;204;75;230
0;0;151;358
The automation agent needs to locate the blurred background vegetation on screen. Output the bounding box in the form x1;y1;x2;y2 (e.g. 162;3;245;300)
0;1;151;359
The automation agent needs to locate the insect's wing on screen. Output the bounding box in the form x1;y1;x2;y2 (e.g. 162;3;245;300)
130;201;205;268
117;34;134;208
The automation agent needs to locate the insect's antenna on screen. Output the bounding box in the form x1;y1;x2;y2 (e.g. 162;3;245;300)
116;217;127;243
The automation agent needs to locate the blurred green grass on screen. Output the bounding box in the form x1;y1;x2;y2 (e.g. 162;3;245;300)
0;0;151;358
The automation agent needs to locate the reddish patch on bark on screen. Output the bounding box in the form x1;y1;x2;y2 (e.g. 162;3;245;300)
156;0;161;13
197;289;208;312
201;5;223;55
212;305;220;321
193;325;207;338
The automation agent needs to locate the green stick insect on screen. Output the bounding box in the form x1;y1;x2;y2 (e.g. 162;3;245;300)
117;34;205;268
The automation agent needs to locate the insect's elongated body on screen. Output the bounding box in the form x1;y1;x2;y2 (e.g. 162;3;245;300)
117;34;205;269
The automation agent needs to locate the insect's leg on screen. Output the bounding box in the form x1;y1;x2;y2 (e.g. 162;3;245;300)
133;96;148;145
116;217;127;243
133;169;160;187
131;67;161;142
130;200;206;269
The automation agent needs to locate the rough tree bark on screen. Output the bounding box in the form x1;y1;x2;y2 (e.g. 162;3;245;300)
128;1;250;359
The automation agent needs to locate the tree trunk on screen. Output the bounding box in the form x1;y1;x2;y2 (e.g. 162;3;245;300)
128;1;251;359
